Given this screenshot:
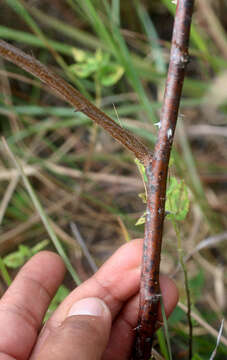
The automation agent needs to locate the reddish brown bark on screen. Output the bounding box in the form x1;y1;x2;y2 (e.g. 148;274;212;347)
0;40;152;165
132;1;195;359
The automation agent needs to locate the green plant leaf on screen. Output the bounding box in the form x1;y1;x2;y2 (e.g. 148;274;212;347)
3;245;31;268
44;285;70;322
18;244;31;257
135;158;147;183
138;192;147;204
69;62;97;78
99;63;124;86
72;48;87;62
3;241;50;269
165;177;190;221
70;47;123;85
135;211;146;226
3;252;25;269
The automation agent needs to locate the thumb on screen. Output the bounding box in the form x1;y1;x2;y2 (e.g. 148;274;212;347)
35;297;112;360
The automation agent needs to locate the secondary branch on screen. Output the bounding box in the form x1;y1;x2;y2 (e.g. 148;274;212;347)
0;39;152;165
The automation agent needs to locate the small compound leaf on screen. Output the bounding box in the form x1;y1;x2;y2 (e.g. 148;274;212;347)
3;245;30;268
4;252;25;268
3;241;49;269
165;177;190;221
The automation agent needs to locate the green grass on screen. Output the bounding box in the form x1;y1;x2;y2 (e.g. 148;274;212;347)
0;1;226;359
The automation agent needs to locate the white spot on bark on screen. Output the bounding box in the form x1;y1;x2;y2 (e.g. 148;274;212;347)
167;128;173;139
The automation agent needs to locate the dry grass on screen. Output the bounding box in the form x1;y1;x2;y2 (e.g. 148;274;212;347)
0;0;226;358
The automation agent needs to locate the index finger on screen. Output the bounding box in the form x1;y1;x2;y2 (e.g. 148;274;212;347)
37;239;177;338
47;238;144;323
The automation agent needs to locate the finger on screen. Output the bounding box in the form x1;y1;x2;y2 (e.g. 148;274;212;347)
103;275;179;360
39;239;143;328
0;251;65;360
31;297;111;360
35;239;178;359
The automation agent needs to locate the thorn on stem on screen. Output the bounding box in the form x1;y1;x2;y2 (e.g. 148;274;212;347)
167;128;173;139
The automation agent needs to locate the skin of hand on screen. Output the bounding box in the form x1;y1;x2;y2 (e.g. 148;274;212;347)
0;239;178;360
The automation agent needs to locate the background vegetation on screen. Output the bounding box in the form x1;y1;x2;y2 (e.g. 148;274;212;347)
0;0;226;359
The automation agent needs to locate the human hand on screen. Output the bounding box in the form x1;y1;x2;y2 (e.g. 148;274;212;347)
0;239;178;360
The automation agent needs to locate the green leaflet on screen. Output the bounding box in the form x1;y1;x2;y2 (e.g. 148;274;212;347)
135;171;190;225
69;48;124;86
135;211;146;226
3;240;49;269
165;177;190;221
135;158;148;183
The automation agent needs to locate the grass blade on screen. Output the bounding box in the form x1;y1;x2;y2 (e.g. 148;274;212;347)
2;138;81;285
160;296;173;360
134;0;166;74
209;319;224;360
5;0;88;95
0;257;12;286
157;328;170;360
112;0;120;26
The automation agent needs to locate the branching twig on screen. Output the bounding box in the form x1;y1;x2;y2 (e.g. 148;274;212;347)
0;39;152;165
132;1;195;359
0;1;195;358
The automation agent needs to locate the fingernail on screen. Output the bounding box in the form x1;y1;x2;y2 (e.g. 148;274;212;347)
67;297;109;317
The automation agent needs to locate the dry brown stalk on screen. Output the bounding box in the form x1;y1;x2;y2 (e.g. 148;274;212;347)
197;0;227;59
132;1;195;359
